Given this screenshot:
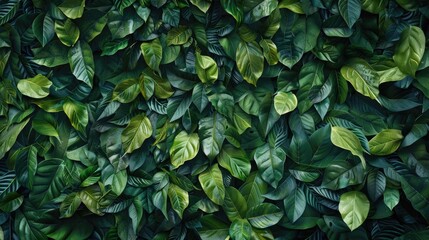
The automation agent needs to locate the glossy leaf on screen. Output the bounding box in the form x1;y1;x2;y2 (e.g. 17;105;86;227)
17;74;52;99
168;184;189;218
121;114;153;154
246;203;283;228
369;129;403;155
170;131;200;168
236;41;264;86
393;26;426;77
199;164;225;205
68;41;95;87
339;191;370;231
141;38;162;72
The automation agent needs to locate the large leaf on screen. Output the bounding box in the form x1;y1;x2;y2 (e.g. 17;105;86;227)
339;191;370;231
168;184;189;218
0;119;30;159
55;19;80;47
236;41;264;86
222;186;248;222
166;26;192;45
199;113;226;160
0;0;20;26
30;159;67;207
284;188;306;223
369;129;403;155
170;131;200;168
68;41;95;87
121;114;153;154
113;78;140;103
330;126;365;167
198;215;229;240
198;164;225;205
273;91;297;115
393;26;426;77
246;203;284;228
196;52;218;84
32;14;55;47
141;38;162;72
229;219;252;240
218;144;251;181
63;98;88;133
17;74;52;99
254;143;286;188
340;58;380;100
59;0;85;19
338;0;361;28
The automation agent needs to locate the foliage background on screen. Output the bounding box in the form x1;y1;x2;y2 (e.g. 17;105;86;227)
1;0;429;239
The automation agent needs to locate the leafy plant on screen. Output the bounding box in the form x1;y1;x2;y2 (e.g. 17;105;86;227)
0;0;429;239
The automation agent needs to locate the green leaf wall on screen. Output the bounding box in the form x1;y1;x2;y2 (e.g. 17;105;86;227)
1;0;429;239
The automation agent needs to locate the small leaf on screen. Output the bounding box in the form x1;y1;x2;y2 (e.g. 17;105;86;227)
284;188;306;223
168;184;189;218
330;126;365;167
60;192;81;218
339;191;370;231
254;143;285;188
338;0;361;28
55;19;80;47
369;129;403;155
198;164;225;205
170;131;200;168
59;0;85;19
32;14;55;47
113;78;140;103
199;113;226;160
274;91;297;115
68;41;95;87
166;26;192;46
383;188;399;210
218;144;251;181
222;186;248;222
340;58;380;100
17;74;52;99
121;114;153;154
259;39;278;65
393;26;426;77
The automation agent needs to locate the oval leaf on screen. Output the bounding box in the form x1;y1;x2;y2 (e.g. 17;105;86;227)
198;164;225;205
369;129;403;155
236;41;264;86
339;191;370;231
17;74;52;99
170;131;200;168
121;114;153;154
274;91;297;115
393;26;426;77
246;203;283;228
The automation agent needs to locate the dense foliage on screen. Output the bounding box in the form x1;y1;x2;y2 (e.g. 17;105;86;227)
1;0;429;239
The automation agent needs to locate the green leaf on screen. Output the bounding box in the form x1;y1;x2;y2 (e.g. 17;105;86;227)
112;78;140;103
199;113;226;160
222;186;248;222
141;38;162;72
60;192;81;218
338;0;361;28
55;19;80;47
254;143;285;188
32;14;55;47
121;114;153;154
259;39;278;65
63;98;88;132
400;176;429;222
246;203;284;228
168;184;189;218
170;131;200;168
101;39;128;56
340;58;380;100
330;126;365;167
59;0;85;19
14;209;47;240
68;41;95;87
274;91;297;115
30;159;67;207
369;129;403;155
218;144;251;181
322;162;365;190
14;146;37;189
17;74;52;99
32;40;69;67
141;70;174;99
240;172;267;208
166;26;192;46
220;0;243;23
245;0;278;23
229;219;252;240
198;164;225;205
236;41;264;86
198;215;229;240
366;171;386;202
190;0;211;13
284;188;306;223
107;8;144;39
393;26;426;77
196;52;218;84
383;188;399;210
0;192;23;212
361;0;388;13
339;191;370;231
0;119;30;159
0;0;20;26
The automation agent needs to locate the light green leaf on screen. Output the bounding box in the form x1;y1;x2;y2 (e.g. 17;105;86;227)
59;0;85;19
369;129;403;155
170;131;200;168
63;98;88;132
338;0;361;28
222;186;248;222
218;144;251;181
199;113;226;160
113;78;140;103
168;184;189;218
141;70;174;99
246;203;284;228
17;74;52;99
274;91;297;115
0;119;30;159
259;39;278;65
236;41;264;86
141;38;162;72
340;58;380;100
190;0;211;13
198;164;225;205
121;114;153;154
166;26;192;46
196;52;218;84
383;188;399;210
229;219;252;240
60;192;81;218
55;19;80;47
339;191;370;231
393;26;426;77
361;0;388;13
220;0;243;23
69;41;95;87
331;126;365;168
240;172;267;208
